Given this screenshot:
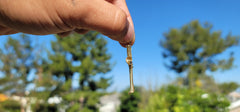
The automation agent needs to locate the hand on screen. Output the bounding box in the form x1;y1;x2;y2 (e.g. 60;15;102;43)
0;0;135;46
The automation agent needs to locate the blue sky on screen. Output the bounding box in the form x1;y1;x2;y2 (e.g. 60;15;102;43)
0;0;240;91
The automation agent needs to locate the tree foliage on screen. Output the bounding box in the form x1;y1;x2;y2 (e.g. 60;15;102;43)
218;82;239;94
0;32;113;112
119;87;141;112
0;100;21;112
49;32;112;91
161;20;239;86
0;34;57;111
0;35;34;95
48;31;113;111
140;85;230;112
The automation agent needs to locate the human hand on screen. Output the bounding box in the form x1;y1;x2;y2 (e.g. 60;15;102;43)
0;0;135;46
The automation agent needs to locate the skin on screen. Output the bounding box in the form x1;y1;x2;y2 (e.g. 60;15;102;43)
0;0;135;47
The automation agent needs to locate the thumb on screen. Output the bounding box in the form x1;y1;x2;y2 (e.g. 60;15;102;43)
63;0;134;45
108;0;135;46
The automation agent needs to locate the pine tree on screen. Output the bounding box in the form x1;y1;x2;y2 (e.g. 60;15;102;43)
161;20;239;88
0;34;57;111
0;32;113;112
119;87;141;112
0;34;33;96
48;31;113;112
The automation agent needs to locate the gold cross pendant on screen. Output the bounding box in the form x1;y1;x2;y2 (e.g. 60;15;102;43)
126;45;134;94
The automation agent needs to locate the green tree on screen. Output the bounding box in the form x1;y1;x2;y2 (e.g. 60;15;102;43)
0;34;58;112
48;31;113;112
140;85;230;112
119;87;141;112
0;35;33;95
0;35;35;112
28;42;58;112
0;34;53;111
218;82;239;95
161;20;239;87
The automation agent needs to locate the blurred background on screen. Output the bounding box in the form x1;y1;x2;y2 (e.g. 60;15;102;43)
0;0;240;112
